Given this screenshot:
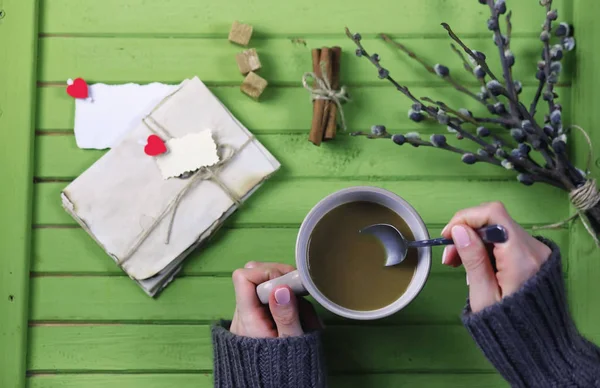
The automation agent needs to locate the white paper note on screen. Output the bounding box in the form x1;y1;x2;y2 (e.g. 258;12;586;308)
62;77;281;282
74;83;178;149
155;130;220;179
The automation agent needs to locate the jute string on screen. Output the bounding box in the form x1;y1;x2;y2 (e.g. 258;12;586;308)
116;86;254;267
533;125;600;247
302;63;350;132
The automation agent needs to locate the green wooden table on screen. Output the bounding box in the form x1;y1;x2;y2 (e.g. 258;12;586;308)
2;0;600;386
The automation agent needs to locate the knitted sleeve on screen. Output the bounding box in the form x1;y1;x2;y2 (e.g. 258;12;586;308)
211;320;327;388
462;238;600;387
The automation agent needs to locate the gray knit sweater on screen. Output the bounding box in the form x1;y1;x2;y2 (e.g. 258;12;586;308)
212;240;600;387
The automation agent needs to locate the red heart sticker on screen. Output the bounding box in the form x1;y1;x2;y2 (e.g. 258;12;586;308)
144;135;167;156
66;78;89;99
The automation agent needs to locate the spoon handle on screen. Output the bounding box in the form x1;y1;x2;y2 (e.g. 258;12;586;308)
408;224;508;248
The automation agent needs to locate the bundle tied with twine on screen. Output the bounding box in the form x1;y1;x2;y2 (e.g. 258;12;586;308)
303;47;350;145
302;62;350;133
533;125;600;247
116;84;255;268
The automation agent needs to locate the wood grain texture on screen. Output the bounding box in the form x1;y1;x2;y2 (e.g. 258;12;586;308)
24;0;584;384
35;134;516;180
38;0;566;36
27;325;494;372
26;275;482;324
33;180;568;226
31;227;568;275
37;85;570;132
568;0;600;343
26;373;507;388
0;1;40;387
37;37;569;85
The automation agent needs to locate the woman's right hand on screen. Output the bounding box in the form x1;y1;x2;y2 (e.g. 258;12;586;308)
441;201;552;313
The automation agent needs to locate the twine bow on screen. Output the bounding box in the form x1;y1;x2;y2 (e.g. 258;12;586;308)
534;125;600;247
116;84;254;267
302;66;350;132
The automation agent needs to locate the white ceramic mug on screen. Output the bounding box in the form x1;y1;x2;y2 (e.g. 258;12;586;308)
256;186;432;320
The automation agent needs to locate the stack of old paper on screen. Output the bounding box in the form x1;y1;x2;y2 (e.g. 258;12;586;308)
61;77;280;296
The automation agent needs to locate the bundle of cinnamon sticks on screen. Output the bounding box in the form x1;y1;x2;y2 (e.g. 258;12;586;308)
309;46;342;146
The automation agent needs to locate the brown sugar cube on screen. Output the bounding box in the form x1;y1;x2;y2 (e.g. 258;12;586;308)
235;49;262;75
228;21;253;46
241;72;268;100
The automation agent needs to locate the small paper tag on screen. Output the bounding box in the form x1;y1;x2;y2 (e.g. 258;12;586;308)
155;130;220;179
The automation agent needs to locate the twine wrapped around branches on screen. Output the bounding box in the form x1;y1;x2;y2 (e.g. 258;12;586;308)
345;0;600;248
534;126;600;247
302;63;350;132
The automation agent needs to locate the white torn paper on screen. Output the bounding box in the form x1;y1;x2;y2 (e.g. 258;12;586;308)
155;130;220;179
61;77;281;287
74;83;178;149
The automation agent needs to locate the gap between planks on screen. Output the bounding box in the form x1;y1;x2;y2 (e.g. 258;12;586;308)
30;223;568;229
27;320;465;327
32;176;526;184
26;369;499;376
37;32;542;40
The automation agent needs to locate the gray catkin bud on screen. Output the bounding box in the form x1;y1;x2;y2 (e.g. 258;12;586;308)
517;173;534;186
501;159;514;170
486;80;503;96
563;37;576;51
473;65;486;79
371;125;387;136
434;64;450;77
462;153;477;164
437;111;450;125
430;134;447;147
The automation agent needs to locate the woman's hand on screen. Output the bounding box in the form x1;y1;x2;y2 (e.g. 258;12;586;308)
441;201;552;313
230;261;322;338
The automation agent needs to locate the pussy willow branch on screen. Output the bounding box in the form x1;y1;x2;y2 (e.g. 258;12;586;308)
505;11;513;50
441;23;498;80
346;27;566;188
451;44;473;73
449;43;501;105
486;1;519;116
542;0;555;113
380;34;483;104
351;131;501;165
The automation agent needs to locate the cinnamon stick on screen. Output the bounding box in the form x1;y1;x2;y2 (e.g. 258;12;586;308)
324;46;342;140
309;47;332;146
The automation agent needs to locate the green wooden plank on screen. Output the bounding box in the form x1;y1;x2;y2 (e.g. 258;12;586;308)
37;37;568;85
27;324;494;372
27;375;213;388
569;0;600;343
31;227;568;275
26;373;508;388
34;134;516;180
39;0;566;36
29;274;468;324
33;180;568;226
0;1;40;387
37;85;570;132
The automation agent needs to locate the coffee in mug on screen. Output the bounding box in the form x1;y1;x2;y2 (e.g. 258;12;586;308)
256;186;431;320
307;201;417;311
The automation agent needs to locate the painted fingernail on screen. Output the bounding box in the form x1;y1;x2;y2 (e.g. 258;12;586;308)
275;288;291;305
441;247;448;265
452;226;471;248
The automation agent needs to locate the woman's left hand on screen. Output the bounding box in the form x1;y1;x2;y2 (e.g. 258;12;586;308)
230;261;323;338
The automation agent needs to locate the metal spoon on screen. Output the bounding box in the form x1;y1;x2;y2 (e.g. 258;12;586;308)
359;224;508;267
